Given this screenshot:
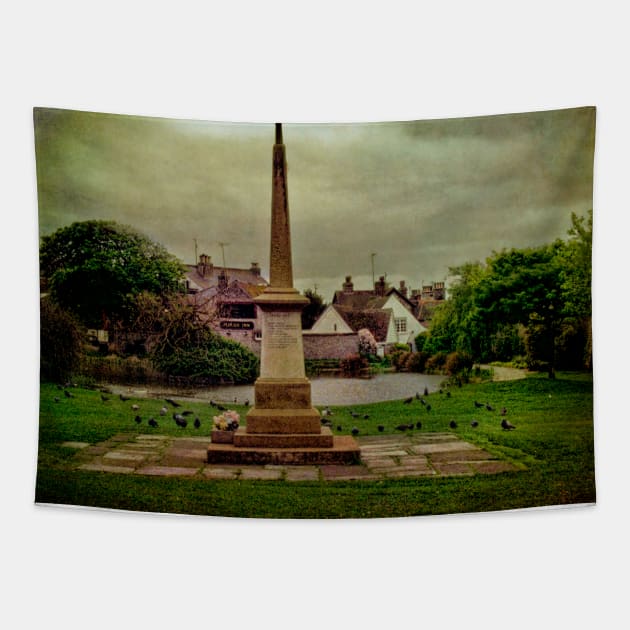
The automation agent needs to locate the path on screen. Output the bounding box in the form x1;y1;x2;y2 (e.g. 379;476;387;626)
64;432;520;481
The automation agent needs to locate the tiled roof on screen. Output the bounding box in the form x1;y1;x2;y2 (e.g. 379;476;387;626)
185;265;267;291
334;306;393;342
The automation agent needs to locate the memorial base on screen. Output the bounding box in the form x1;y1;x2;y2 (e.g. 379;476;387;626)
206;433;361;466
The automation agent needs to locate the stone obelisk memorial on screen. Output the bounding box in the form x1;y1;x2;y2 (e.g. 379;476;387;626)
207;123;360;465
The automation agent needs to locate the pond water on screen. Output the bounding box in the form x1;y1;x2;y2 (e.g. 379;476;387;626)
109;372;448;407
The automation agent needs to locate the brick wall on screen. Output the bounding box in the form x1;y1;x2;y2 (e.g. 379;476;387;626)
303;333;359;360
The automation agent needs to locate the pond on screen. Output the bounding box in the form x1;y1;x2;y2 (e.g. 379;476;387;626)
109;372;449;407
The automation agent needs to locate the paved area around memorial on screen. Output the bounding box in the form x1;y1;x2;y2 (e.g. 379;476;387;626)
63;431;521;481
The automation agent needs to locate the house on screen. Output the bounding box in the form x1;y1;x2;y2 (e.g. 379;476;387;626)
185;254;269;354
309;275;428;355
408;281;446;326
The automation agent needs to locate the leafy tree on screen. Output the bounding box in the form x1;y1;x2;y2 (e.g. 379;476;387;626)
423;262;488;357
40;220;185;327
476;243;566;378
40;298;84;382
301;287;326;329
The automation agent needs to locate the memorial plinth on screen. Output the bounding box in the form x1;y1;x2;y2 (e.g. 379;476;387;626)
207;124;360;466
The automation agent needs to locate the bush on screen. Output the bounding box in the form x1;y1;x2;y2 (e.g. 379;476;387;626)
339;355;368;377
405;351;429;373
357;328;378;358
425;352;447;373
40;299;84;382
444;351;474;375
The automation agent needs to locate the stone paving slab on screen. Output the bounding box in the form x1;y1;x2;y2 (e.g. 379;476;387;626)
202;466;241;479
136;466;199;477
285;467;319;481
102;451;147;466
162;448;208;465
61;442;90;449
410;442;478;454
78;463;136;474
82;446;110;456
431;462;474;476
320;465;378;480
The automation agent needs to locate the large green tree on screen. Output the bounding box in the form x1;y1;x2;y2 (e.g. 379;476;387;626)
40;220;185;327
476;243;567;378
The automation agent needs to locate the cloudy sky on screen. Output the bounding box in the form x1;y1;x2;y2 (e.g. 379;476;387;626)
34;107;595;301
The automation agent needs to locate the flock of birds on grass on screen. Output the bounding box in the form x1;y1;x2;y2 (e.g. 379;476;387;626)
55;382;517;435
320;384;517;436
54;383;250;432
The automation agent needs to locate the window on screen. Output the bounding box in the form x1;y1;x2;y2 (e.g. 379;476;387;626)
395;317;407;334
219;303;256;319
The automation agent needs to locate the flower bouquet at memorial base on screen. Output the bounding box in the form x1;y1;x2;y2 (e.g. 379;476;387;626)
211;410;240;443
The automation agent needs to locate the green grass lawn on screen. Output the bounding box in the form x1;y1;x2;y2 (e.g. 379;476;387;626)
35;372;595;518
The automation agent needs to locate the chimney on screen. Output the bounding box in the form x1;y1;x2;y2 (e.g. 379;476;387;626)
250;262;261;276
342;275;354;293
375;275;387;297
399;280;408;298
197;253;213;278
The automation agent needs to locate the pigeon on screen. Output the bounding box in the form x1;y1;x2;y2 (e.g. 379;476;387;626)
159;406;168;416
415;392;421;400
132;404;140;411
377;425;385;432
63;390;73;398
134;415;142;424
350;411;360;418
216;404;227;412
322;407;333;417
403;397;413;404
363;414;370;420
395;424;408;431
174;414;187;428
209;400;216;407
449;420;458;429
446;391;451;398
407;423;415;430
351;427;359;436
148;418;158;428
101;394;110;402
336;425;343;432
438;388;443;395
54;396;60;403
165;398;181;407
501;419;516;430
471;420;479;428
233;397;237;403
425;404;432;412
485;403;494;412
181;410;194;416
244;399;250;407
423;386;429;396
194;417;201;429
419;397;427;406
500;407;507;416
474;400;484;408
119;394;130;402
416;421;422;429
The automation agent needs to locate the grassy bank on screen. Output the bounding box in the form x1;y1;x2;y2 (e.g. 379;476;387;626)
35;372;595;518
